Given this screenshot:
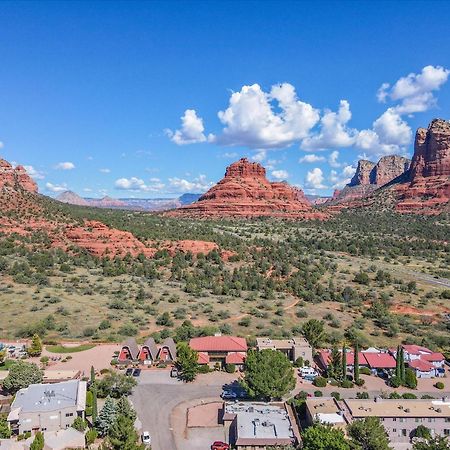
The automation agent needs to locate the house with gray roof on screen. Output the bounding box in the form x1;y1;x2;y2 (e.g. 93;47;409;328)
7;380;86;435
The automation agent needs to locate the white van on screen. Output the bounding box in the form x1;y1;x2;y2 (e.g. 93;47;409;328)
299;367;319;379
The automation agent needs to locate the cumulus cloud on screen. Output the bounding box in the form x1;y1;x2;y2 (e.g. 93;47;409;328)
24;165;45;180
328;150;341;168
166;109;213;145
305;167;327;189
329;165;356;189
45;182;68;193
168;174;212;193
377;65;449;114
301;100;355;151
55;161;75;170
251;149;267;162
99;168;111;173
299;154;325;163
216;83;320;149
114;177;165;192
271;169;289;180
0;141;3;149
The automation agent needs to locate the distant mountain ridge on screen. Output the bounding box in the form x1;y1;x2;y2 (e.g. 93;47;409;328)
55;191;201;211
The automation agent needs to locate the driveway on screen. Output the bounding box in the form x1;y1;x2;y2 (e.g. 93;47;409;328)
131;371;236;450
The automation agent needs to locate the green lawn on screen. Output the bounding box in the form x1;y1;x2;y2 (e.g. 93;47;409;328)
0;360;16;370
46;344;96;354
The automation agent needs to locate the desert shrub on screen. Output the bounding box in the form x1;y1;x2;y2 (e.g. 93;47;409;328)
313;377;327;388
225;364;236;373
340;379;354;388
359;367;371;375
314;390;323;397
434;381;444;390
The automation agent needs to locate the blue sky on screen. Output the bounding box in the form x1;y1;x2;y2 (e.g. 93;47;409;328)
0;1;449;198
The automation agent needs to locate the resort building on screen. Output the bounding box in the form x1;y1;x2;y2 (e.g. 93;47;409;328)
256;337;312;363
305;397;349;431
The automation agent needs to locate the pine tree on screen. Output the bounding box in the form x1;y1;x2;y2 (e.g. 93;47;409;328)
106;414;144;450
116;397;136;422
400;347;406;383
28;334;43;357
90;366;96;385
328;346;341;379
341;344;347;381
353;341;359;383
30;431;44;450
92;387;98;423
395;345;402;379
96;396;116;436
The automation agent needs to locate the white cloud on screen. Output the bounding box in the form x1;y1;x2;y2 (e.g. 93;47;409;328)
328;150;341;168
216;83;320;149
55;161;75;170
45;182;68;193
329;165;356;189
114;177;165;192
220;152;238;159
301;100;355;151
271;169;289;180
377;65;449;114
251;149;267;162
166;109;213;145
305;167;327;189
24;165;45;180
0;141;4;149
99;168;111;173
168;174;213;193
299;154;325;163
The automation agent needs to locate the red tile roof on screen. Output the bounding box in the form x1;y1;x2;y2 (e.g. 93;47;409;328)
189;336;248;352
317;350;368;367
197;352;210;364
364;352;396;369
421;352;445;362
225;352;246;364
409;359;435;372
402;344;432;355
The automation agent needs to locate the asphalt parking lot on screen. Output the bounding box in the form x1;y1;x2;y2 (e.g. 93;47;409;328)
131;370;235;450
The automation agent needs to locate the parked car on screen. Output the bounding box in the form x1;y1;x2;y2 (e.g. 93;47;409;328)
125;368;133;376
221;390;238;400
142;431;151;446
170;367;179;378
133;368;141;377
211;441;229;450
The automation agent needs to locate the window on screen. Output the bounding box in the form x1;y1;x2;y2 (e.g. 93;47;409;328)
393;418;397;422
393;429;397;433
402;429;407;436
445;418;450;423
65;412;74;417
444;429;450;436
400;418;405;423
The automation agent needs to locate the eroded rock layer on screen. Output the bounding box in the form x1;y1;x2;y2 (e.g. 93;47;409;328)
168;158;325;219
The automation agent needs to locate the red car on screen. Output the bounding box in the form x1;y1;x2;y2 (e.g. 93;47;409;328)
211;441;230;450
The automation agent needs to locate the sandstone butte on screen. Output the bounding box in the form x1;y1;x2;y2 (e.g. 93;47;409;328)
0;157;230;259
395;118;450;214
331;155;411;204
167;158;326;219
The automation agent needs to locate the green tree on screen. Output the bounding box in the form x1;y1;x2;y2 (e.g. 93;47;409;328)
327;346;342;379
302;319;325;349
72;417;87;432
302;423;350;450
92;387;98;422
395;345;402;379
27;334;43;357
2;360;43;393
30;431;44;450
354;341;360;383
86;428;98;446
413;436;450;450
414;425;432;440
400;347;406;383
341;344;347;381
175;342;199;382
105;414;144;450
0;349;6;365
96;396;117;436
90;365;96;384
116;397;137;422
96;372;137;398
347;417;391;450
404;368;417;389
241;349;295;400
86;390;94;416
0;417;12;438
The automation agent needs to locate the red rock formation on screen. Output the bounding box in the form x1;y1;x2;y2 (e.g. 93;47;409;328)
0;159;38;193
168;158;325;219
332;155;410;205
349;160;376;186
395;119;450;214
56;191;90;206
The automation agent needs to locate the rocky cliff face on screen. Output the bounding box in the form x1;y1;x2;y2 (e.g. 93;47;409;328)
333;155;410;204
57;190;90;206
395;119;450;214
0;159;38;193
168;158;325;219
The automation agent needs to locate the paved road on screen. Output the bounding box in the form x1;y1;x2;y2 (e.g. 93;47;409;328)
131;371;226;450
